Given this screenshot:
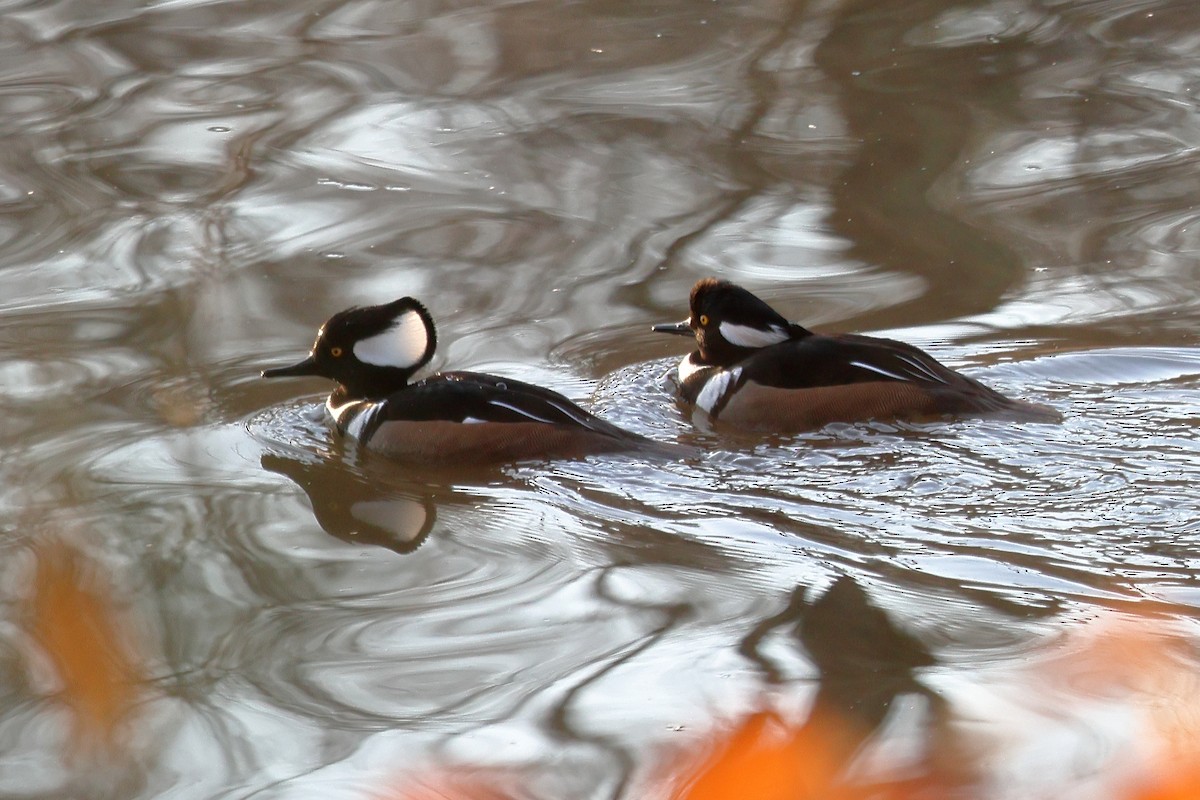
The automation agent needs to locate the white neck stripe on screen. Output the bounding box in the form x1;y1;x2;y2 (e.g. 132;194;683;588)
695;366;742;414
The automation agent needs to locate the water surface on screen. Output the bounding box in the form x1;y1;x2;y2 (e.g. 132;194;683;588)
2;0;1199;797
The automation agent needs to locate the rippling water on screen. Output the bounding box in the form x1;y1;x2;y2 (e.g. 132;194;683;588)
3;0;1200;797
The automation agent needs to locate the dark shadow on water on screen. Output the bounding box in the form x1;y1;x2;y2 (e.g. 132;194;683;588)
815;0;1028;328
799;577;938;731
743;576;939;750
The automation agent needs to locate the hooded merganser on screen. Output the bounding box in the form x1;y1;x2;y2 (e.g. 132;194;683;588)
263;297;670;465
652;278;1061;431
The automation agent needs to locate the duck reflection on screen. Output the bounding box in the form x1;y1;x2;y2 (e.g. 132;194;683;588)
261;452;437;554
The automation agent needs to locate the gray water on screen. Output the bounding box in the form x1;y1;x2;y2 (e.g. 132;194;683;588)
2;0;1199;798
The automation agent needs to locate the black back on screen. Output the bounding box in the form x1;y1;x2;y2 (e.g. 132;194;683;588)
361;371;637;440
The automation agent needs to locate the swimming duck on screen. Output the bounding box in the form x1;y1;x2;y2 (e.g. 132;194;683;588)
653;278;1060;431
264;297;672;464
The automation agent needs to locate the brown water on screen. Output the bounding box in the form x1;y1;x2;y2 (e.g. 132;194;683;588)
3;0;1200;797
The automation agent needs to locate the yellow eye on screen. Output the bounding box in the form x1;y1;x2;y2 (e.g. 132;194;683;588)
330;346;343;357
698;314;709;326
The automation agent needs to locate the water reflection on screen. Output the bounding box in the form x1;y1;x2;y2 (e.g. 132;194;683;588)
744;577;934;686
795;577;936;738
666;576;944;799
4;0;1200;797
261;452;437;554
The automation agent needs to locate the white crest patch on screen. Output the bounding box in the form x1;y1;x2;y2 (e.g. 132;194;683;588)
695;367;742;414
353;309;430;369
720;322;788;349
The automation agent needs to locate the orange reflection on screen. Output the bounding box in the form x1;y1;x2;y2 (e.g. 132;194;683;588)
377;772;518;800
373;610;1200;800
1130;769;1200;800
660;706;968;800
1054;617;1200;800
663;708;869;800
367;611;1200;800
28;540;144;754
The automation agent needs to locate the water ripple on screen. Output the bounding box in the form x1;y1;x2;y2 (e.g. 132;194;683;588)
3;0;1200;796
